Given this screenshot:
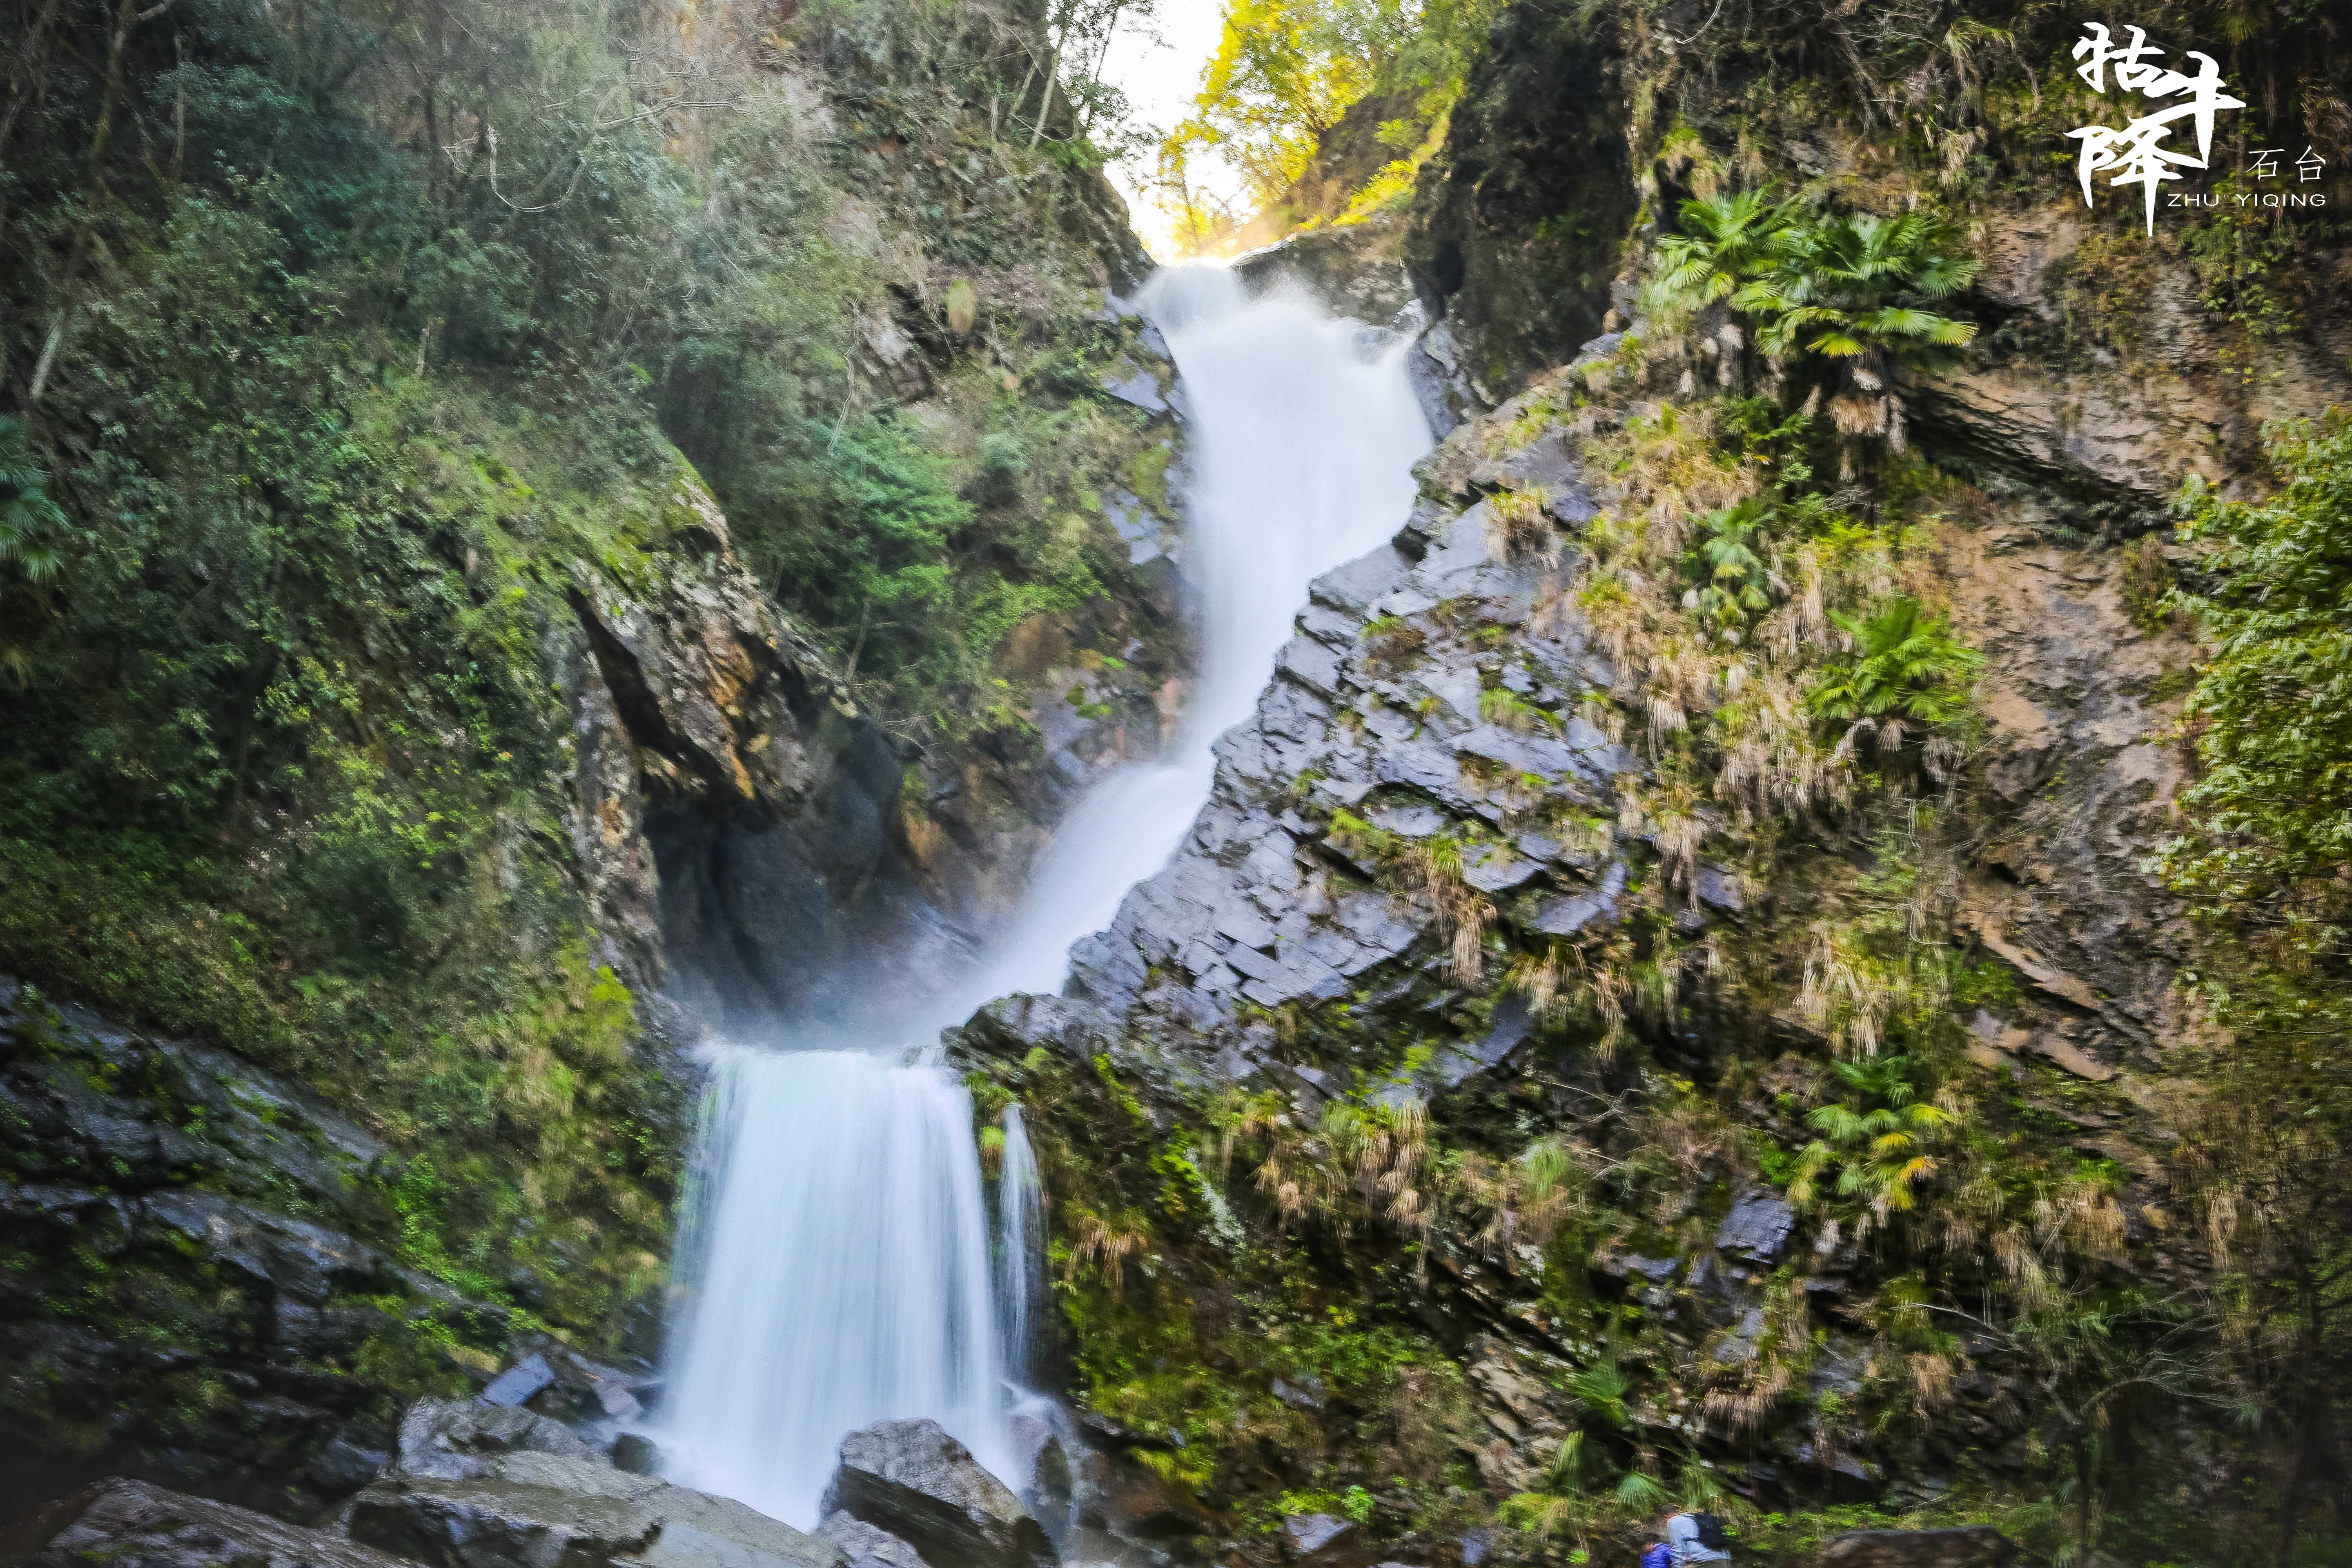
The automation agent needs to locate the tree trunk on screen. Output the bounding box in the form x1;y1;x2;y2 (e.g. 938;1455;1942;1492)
2075;1435;2094;1567
2272;1278;2325;1568
29;0;176;404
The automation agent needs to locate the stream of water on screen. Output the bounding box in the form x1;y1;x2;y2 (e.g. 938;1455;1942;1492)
655;266;1432;1528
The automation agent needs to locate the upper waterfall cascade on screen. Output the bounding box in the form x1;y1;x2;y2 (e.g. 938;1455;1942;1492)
655;266;1432;1528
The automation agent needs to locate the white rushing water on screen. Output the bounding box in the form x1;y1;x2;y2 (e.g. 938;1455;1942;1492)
657;266;1431;1527
997;1105;1043;1385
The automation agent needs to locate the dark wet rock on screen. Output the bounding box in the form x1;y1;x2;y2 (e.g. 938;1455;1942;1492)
521;1345;653;1423
1062;1408;1177;1454
1007;1414;1072;1521
1694;863;1745;913
610;1434;661;1476
567;488;967;1026
1430;997;1535;1088
1283;1512;1364;1563
1715;1192;1797;1264
820;1419;1053;1568
351;1452;843;1568
480;1353;555;1408
0;1479;412;1568
0;982;499;1518
818;1514;930;1568
304;1439;392;1499
1069;1453;1200;1542
566;466;1177;1037
1819;1527;2016;1568
1408;1;1635;400
394;1396;604;1481
1529;861;1627;938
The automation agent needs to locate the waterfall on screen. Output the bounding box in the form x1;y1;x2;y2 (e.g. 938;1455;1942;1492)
658;1050;1011;1523
997;1105;1042;1385
657;265;1431;1528
938;266;1434;1009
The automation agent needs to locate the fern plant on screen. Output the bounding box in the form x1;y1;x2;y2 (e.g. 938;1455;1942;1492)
1681;495;1776;639
1787;1053;1956;1226
1737;208;1980;466
0;418;68;585
1740;210;1980;370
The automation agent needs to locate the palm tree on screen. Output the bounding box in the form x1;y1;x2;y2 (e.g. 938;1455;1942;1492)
0;417;71;682
1787;1053;1956;1229
1647;189;1799;312
1807;595;1982;733
1737;209;1980;464
1642;189;1798;388
1682;495;1776;640
0;418;68;584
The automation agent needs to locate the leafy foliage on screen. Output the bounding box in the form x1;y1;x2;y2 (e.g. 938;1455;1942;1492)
0;0;1162;1339
2157;415;2352;1559
0;418;69;585
1643;194;1980;464
1643;189;1797;317
0;416;74;680
2163;413;2352;939
1153;0;1501;246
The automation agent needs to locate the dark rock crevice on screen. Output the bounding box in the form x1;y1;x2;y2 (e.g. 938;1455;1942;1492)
1406;2;1636;402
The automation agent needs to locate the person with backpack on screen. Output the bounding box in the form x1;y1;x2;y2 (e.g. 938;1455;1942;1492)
1662;1509;1731;1564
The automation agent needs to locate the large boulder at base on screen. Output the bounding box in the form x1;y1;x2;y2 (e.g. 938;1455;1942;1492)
817;1513;929;1568
350;1451;844;1568
821;1419;1054;1568
394;1396;606;1480
0;1478;409;1568
1820;1528;2017;1568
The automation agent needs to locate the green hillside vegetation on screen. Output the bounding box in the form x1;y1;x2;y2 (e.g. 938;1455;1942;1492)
0;0;1165;1337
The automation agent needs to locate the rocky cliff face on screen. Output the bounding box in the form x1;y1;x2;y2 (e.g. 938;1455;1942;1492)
0;0;1198;1520
0;981;467;1519
602;357;1186;1032
1032;341;1638;1080
950;12;2352;1559
555;477;960;1027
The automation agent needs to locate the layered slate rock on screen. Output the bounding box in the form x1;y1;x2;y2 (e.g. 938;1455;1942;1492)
967;410;1641;1096
1282;1512;1365;1564
820;1419;1055;1568
391;1397;605;1481
350;1451;843;1568
1713;1191;1797;1265
0;1479;412;1568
